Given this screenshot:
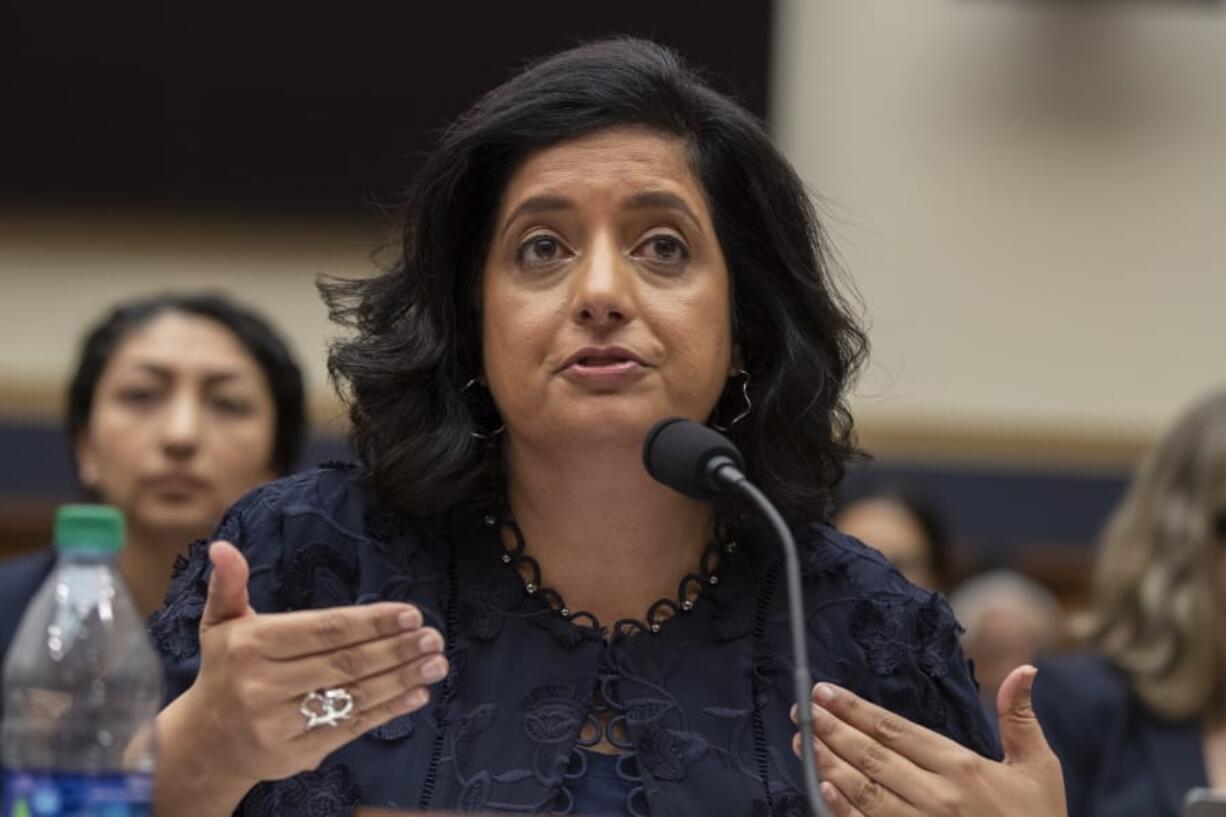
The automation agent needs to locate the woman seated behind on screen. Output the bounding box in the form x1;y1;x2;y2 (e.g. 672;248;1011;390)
835;483;954;593
150;39;1000;817
0;292;304;670
1033;386;1226;817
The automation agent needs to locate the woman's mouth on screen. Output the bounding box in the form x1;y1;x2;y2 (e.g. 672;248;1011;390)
574;355;637;369
560;347;650;385
144;473;209;498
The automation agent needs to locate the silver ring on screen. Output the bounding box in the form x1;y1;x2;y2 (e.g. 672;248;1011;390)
300;687;355;730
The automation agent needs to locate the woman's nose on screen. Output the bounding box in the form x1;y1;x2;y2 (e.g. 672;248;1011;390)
572;237;636;329
160;391;202;459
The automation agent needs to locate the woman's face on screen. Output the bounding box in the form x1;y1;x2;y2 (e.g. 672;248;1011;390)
481;127;735;451
75;311;278;542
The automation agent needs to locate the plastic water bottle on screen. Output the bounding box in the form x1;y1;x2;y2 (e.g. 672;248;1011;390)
2;505;163;817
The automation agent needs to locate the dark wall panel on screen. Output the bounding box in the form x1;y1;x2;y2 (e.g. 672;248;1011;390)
1;3;775;213
842;462;1127;556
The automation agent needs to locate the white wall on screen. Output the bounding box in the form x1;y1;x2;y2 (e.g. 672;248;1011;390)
0;207;389;431
773;1;1226;459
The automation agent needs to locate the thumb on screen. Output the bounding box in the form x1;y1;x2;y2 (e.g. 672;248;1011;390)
996;664;1048;766
200;540;253;632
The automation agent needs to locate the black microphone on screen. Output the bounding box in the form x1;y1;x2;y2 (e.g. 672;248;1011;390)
641;417;745;500
643;417;834;817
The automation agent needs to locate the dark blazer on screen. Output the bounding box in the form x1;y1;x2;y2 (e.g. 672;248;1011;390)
149;463;1000;816
1034;653;1207;817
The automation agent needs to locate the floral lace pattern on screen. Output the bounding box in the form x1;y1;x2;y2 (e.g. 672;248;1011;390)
149;537;211;662
148;498;245;662
242;765;360;816
148;465;999;816
283;541;359;610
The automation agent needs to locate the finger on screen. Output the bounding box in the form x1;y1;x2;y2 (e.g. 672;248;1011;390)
804;702;934;803
273;650;448;741
201;541;253;631
783;746;869;817
347;651;448;717
791;735;927;817
270;627;445;695
253;603;425;660
294;682;433;749
811;736;924;817
811;683;963;773
820;780;867;817
996;664;1049;766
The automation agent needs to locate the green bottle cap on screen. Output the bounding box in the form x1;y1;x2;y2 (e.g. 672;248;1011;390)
54;504;125;552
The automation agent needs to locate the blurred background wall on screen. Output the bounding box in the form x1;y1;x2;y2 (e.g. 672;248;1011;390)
2;0;1223;609
775;0;1226;463
774;0;1226;598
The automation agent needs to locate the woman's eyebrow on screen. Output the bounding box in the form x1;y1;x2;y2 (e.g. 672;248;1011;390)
128;362;174;382
498;189;705;236
500;194;575;237
624;190;705;234
201;371;246;388
127;361;248;387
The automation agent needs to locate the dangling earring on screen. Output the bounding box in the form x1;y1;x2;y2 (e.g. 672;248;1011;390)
461;378;505;440
712;369;752;432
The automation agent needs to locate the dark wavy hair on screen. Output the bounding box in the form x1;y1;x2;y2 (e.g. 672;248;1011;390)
323;37;868;526
67;292;306;476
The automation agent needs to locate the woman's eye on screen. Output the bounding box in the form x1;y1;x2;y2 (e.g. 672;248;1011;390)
116;387;160;408
517;235;568;266
209;395;254;416
638;234;689;264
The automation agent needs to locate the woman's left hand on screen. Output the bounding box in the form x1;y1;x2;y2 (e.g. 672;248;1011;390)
791;665;1066;817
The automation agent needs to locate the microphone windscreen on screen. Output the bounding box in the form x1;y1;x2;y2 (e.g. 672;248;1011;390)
642;417;744;500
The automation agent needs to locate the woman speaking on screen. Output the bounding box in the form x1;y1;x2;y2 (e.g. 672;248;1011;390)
150;39;1054;816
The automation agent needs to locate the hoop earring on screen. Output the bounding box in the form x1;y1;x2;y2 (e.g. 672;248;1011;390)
712;369;752;432
462;377;505;440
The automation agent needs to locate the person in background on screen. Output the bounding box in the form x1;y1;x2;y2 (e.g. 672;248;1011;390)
950;570;1065;719
1032;386;1226;817
0;293;306;673
835;483;953;592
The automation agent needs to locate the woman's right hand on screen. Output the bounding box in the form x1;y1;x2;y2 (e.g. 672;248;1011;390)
155;541;446;812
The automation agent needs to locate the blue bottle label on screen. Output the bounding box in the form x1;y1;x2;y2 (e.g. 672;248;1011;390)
3;770;152;817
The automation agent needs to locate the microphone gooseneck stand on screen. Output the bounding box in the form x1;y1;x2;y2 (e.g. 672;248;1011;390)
710;465;833;817
642;418;835;817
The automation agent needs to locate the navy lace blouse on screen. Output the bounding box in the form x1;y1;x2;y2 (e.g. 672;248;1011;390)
149;463;999;816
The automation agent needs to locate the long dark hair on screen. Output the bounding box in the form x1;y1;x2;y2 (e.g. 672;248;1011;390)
323;37;867;526
67;292;306;476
